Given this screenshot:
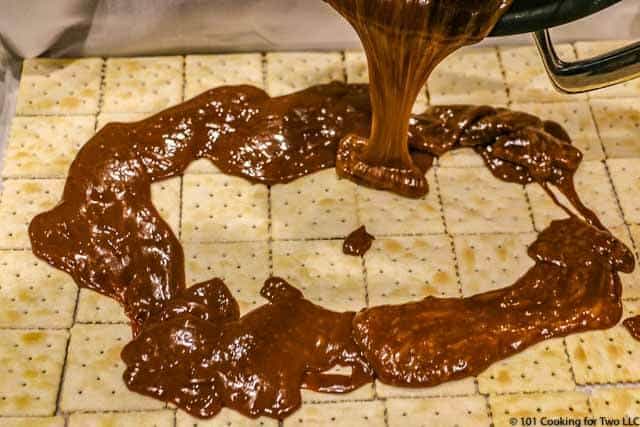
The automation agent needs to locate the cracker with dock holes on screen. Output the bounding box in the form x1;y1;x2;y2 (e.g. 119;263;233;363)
271;169;359;240
375;376;476;399
608;159;640;223
61;324;164;411
478;339;575;394
1;417;64;427
282;401;386;427
265;52;344;96
185;53;264;99
511;101;605;161
181;174;269;242
499;44;584;103
565;300;640;384
589;387;640;418
184;241;270;315
16;58;103;115
489;392;590;427
344;50;428;113
365;234;459;306
0;251;77;328
0;330;68;416
453;232;536;297
68;410;174;427
176;408;278;427
438;167;534;234
429;47;508;106
356;169;445;236
386;395;491;427
526;161;624;230
592;99;640;159
76;289;127;324
575;41;640;99
3;116;96;178
272;239;366;312
102;57;183;114
0;179;64;249
96;112;148;131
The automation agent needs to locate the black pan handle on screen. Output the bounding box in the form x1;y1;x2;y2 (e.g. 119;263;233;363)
490;0;623;37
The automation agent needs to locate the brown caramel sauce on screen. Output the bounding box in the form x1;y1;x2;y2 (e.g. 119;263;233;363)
343;226;375;256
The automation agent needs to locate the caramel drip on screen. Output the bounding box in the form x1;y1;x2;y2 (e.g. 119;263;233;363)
343;226;375;256
327;0;513;197
624;316;640;341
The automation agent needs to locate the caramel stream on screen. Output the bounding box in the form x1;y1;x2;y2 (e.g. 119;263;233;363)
28;0;637;421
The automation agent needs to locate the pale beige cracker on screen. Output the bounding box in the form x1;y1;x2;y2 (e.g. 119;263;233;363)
76;289;127;323
3;116;96;178
623;224;640;298
272;239;366;312
430;46;508;105
265;52;344;96
0;250;77;328
592;99;640;158
437;167;534;234
478;339;575;394
499;45;584;102
608;159;640;224
283;400;386;427
344;51;368;84
453;232;536;297
0;179;64;249
589;388;640;418
575;41;640;99
526;161;624;230
376;377;476;398
102;56;183;114
182;174;269;242
387;395;491;427
177;408;278;426
344;50;428;113
16;58;103;115
184;241;269;314
0;417;64;427
365;235;459;306
565;300;640;384
511;101;605;161
185;53;264;99
0;330;68;416
150;177;181;233
489;392;589;427
61;324;164;411
96;112;148;131
356;169;444;236
68;410;175;427
271;169;359;240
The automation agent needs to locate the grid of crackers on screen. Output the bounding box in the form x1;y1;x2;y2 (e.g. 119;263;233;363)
1;41;640;426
